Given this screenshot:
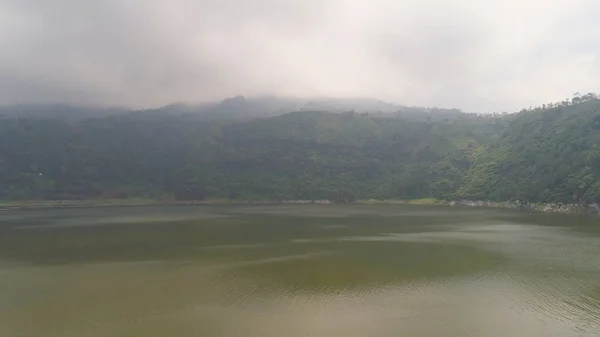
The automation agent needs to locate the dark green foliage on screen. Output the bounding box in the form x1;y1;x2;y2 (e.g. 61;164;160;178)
458;98;600;203
0;109;493;201
2;95;600;203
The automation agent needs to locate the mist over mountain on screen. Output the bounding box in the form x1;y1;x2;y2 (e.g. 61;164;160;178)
0;104;130;120
2;93;599;204
0;95;470;122
2;0;599;112
153;96;413;118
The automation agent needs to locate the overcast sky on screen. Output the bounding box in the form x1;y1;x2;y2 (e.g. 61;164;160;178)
0;0;599;112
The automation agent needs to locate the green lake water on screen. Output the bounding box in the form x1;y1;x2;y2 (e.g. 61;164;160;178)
1;205;600;336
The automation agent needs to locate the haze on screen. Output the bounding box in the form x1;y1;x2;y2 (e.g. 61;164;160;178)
1;0;599;112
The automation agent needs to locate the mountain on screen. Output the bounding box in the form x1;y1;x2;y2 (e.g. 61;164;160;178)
0;96;472;122
1;94;599;204
458;97;600;203
0;108;496;201
149;96;404;119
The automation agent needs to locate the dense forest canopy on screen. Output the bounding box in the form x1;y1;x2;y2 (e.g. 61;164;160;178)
1;94;599;203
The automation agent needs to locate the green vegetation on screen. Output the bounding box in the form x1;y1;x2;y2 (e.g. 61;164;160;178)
460;94;600;203
0;198;161;210
1;94;599;205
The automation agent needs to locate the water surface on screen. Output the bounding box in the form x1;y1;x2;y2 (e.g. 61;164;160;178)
1;205;600;336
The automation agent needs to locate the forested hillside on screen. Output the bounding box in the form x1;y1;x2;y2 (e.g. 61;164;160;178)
459;96;600;203
1;95;599;203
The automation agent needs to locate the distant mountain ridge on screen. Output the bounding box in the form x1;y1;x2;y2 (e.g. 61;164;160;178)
155;96;402;115
152;96;471;121
0;96;466;121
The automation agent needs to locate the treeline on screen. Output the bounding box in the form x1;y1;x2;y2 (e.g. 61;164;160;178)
1;94;600;204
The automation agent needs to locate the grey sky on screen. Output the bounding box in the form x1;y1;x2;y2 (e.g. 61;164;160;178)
0;0;598;112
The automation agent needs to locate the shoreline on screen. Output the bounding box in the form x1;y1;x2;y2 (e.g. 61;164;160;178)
360;199;600;215
0;199;220;211
1;198;599;215
449;199;600;215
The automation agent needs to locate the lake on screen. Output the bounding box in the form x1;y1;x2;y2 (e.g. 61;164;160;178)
1;204;600;337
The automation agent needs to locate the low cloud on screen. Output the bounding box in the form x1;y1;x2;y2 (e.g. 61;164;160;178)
0;0;598;111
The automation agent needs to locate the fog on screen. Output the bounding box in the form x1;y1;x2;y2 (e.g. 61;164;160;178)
0;0;599;111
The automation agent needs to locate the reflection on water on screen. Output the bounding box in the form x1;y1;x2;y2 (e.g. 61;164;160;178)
1;205;600;336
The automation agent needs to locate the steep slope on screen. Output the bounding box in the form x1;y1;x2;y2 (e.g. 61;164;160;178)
459;99;600;203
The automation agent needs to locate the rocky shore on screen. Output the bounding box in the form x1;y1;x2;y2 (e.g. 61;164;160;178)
446;200;600;215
